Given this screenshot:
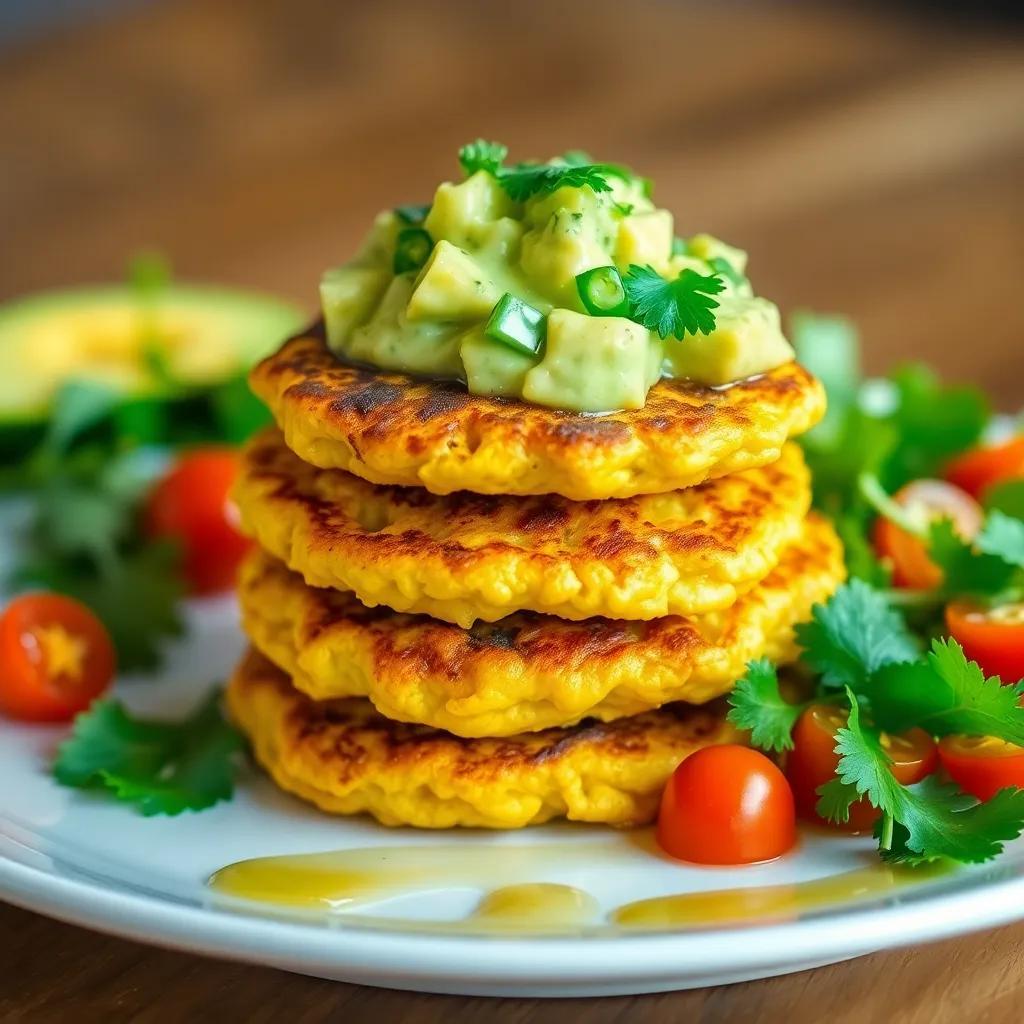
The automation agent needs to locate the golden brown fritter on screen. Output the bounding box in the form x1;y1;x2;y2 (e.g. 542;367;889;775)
238;514;844;737
228;648;743;829
250;326;825;500
235;428;812;625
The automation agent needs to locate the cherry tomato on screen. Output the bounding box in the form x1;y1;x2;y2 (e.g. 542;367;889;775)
786;705;937;832
946;600;1024;684
657;745;796;865
144;447;251;595
0;593;115;722
938;735;1024;802
872;479;983;590
946;436;1024;501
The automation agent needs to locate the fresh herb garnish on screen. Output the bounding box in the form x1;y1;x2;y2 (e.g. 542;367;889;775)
498;163;615;202
792;313;991;586
456;139;626;201
458;139;508;177
817;690;1024;865
730;584;1024;863
11;379;184;670
53;690;243;815
622;264;725;339
727;659;808;753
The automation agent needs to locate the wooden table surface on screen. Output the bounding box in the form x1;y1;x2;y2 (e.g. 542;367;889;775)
1;1;1023;1020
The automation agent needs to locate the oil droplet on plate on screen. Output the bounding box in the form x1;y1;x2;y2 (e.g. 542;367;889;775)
463;883;600;934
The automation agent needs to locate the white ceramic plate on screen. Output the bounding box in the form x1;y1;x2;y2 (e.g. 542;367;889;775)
2;520;1024;996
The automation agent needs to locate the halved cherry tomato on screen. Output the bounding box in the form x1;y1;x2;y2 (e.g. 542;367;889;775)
946;436;1024;501
938;735;1024;802
946;600;1024;683
144;447;251;595
0;593;115;722
872;479;983;590
786;705;937;831
657;745;796;865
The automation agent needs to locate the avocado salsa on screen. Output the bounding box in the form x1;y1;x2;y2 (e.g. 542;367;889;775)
320;142;794;413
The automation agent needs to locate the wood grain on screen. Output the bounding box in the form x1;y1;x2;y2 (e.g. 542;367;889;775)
1;0;1023;1020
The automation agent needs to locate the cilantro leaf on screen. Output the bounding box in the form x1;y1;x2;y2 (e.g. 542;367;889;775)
458;139;508;176
623;265;725;339
795;580;919;689
976;511;1024;570
867;639;1024;741
727;659;807;752
54;690;243;815
877;788;1024;866
457;141;632;202
927;518;1019;597
818;690;1024;863
497;163;614;201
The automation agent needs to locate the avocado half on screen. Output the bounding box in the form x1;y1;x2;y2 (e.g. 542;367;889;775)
0;284;306;458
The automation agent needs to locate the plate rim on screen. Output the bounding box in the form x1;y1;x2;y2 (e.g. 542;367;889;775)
5;838;1024;993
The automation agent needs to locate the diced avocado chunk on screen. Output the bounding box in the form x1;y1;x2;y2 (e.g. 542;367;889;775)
520;200;611;309
353;211;402;269
425;171;517;250
522;310;658;412
346;275;463;377
686;233;749;275
614;210;673;272
406;241;501;322
663;297;794;385
460;324;537;398
321;266;391;353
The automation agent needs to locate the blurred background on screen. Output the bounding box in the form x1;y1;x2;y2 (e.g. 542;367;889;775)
1;0;1022;401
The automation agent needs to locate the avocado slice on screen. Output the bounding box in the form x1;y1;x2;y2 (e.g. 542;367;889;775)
0;284;306;456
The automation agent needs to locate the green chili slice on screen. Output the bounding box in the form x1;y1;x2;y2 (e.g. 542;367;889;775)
483;294;546;356
575;266;630;318
393;227;433;274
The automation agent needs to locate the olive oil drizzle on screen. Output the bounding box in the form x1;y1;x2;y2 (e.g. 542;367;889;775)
208;843;948;936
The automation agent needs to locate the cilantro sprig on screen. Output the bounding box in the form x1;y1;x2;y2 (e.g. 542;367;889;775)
456;139;623;202
729;582;1024;864
817;691;1024;864
622;265;725;340
54;690;243;815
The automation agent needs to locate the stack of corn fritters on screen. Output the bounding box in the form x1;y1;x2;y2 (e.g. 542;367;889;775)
227;325;844;829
